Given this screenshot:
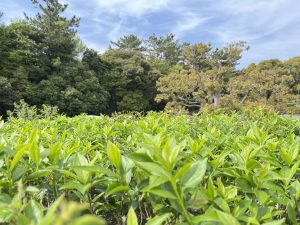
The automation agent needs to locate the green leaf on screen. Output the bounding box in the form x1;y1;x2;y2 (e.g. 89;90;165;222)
192;211;219;223
244;217;260;225
187;194;208;210
216;210;240;225
70;165;116;177
120;157;134;184
262;218;285;225
236;178;253;193
12;165;28;182
26;169;52;181
55;169;78;180
214;198;230;213
60;181;92;195
206;176;215;200
246;159;260;171
25;186;40;193
9;145;27;172
287;203;297;225
148;187;177;199
279;148;292;165
16;215;31;225
255;191;270;205
29;142;40;168
261;181;283;192
106;184;129;196
162;137;181;169
48;142;61;162
70;215;106;225
290;180;300;200
181;158;207;190
129;152;153;162
24;200;44;222
134;162;169;179
217;178;225;197
141;176;168;191
146;213;172;225
225;186;237;199
288;160;300;181
71;153;90;184
175;163;192;180
37;195;64;225
127;207;138;225
107;142;122;172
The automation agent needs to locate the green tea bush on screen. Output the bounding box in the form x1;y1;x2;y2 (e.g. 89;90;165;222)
7;100;59;120
0;110;299;224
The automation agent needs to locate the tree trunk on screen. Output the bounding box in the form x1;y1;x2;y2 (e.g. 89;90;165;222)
212;94;220;107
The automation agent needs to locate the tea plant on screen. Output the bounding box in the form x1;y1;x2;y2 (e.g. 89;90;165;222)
0;109;299;224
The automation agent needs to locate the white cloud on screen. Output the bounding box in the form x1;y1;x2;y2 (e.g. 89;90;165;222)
106;21;123;41
81;38;108;53
91;0;170;17
1;0;300;66
0;1;28;24
172;12;208;37
210;0;300;43
64;0;168;45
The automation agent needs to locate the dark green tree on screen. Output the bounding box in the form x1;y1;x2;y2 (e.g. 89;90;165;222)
0;21;46;83
110;34;145;51
82;49;109;79
33;62;109;116
101;50;160;112
0;21;37;115
145;33;182;66
0;76;15;116
26;0;81;74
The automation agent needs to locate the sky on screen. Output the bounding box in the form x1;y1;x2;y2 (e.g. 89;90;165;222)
1;0;300;67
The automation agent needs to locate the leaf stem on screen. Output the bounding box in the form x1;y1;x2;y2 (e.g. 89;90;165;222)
171;179;193;225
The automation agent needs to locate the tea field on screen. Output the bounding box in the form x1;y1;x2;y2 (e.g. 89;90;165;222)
0;110;299;225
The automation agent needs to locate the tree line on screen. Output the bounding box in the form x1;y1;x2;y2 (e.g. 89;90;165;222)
0;0;299;117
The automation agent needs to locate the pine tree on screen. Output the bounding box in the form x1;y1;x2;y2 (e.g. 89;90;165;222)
27;0;80;74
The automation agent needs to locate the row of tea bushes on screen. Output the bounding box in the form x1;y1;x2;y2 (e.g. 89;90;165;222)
0;110;299;224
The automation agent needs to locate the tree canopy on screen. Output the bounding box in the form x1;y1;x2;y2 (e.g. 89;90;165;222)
0;0;299;117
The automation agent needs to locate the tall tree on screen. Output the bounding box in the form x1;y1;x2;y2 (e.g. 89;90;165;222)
82;49;108;78
0;76;14;116
156;41;248;112
285;56;300;94
0;20;38;115
228;60;298;113
33;62;109;116
110;34;145;51
26;0;81;75
101;50;160;112
284;57;300;109
204;41;248;106
0;21;46;82
182;43;212;71
156;66;205;113
145;33;182;66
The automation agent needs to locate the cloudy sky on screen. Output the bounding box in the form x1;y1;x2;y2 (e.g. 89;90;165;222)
1;0;299;67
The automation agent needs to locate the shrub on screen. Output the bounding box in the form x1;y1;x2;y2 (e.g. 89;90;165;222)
7;99;59;120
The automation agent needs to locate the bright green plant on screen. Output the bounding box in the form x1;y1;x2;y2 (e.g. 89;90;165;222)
0;109;299;224
7;100;59;120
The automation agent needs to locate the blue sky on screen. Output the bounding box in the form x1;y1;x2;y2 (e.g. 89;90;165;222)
1;0;299;67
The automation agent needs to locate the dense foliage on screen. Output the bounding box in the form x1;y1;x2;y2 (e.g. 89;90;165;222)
0;0;299;117
156;44;299;114
0;110;300;224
